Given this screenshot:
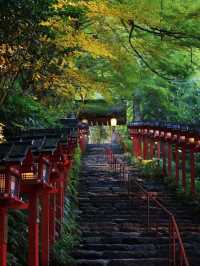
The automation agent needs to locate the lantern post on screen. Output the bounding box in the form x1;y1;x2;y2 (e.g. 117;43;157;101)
190;146;195;195
0;143;29;266
188;134;197;195
28;191;39;266
149;128;155;159
0;208;7;266
20;146;42;266
143;135;148;159
179;134;187;193
160;131;167;176
166;131;172;178
18;135;56;266
154;129;161;159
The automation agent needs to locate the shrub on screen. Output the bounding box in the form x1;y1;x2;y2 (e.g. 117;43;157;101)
135;158;163;179
52;147;81;265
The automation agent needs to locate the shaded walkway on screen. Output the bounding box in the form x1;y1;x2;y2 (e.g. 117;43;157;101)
73;144;169;266
73;144;200;266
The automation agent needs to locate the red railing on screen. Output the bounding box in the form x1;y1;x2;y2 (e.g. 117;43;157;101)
105;147;190;266
132;180;190;266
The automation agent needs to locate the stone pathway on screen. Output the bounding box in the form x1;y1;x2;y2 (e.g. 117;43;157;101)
72;144;200;266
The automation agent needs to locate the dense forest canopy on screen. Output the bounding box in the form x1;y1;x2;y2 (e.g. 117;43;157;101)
1;0;200;128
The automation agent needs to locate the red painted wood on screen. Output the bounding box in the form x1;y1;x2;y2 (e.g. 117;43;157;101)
143;138;148;160
138;137;142;157
150;140;154;159
28;192;39;266
175;144;179;188
190;149;195;195
182;145;186;193
41;191;50;266
0;208;7;266
56;181;64;238
146;138;149;159
162;142;166;176
49;194;56;249
168;143;172;178
157;142;161;159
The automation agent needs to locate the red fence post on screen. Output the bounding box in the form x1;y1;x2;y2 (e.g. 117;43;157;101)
168;143;172;178
41;191;50;266
49;193;56;250
175;144;179;188
0;208;7;266
157;142;161;159
143;138;148;159
182;145;186;193
56;181;64;238
146;138;150;159
28;192;39;266
139;137;143;157
150;140;154;159
190;148;195;195
162;142;166;176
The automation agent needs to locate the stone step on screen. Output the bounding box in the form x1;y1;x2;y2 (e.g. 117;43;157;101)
78;207;191;217
77;243;163;251
76;258;169;266
73;246;161;259
78;197;131;202
74;246;199;260
79;216;193;225
80;225;200;235
81;234;169;245
73;144;200;266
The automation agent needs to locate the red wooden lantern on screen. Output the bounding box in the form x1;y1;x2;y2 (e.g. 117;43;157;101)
160;130;166;140
0;142;29;266
148;129;154;138
154;130;160;139
4;128;75;266
20;137;61;186
0;169;19;199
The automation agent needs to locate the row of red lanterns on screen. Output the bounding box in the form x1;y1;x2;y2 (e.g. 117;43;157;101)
129;126;200;149
128;121;200;196
0;123;89;266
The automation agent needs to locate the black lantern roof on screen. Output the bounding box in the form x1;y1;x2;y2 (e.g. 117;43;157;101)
19;137;61;154
0;142;31;163
128;120;200;135
0;143;12;161
4;126;78;157
7;126;71;138
60;113;78;128
29;137;46;154
41;137;60;153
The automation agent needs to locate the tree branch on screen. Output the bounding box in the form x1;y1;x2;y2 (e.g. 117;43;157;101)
127;21;173;81
123;20;200;42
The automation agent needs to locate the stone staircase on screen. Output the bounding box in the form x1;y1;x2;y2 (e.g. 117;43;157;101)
72;144;200;266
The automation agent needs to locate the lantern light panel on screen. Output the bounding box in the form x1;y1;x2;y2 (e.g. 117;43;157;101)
110;118;117;127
